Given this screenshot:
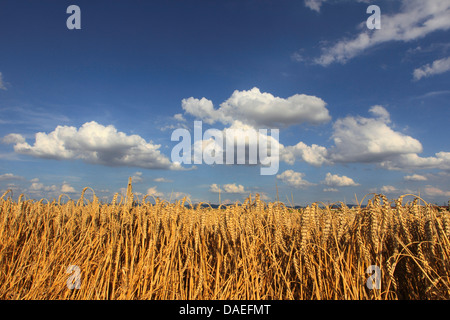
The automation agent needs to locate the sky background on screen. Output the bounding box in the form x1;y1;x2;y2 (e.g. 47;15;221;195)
0;0;449;205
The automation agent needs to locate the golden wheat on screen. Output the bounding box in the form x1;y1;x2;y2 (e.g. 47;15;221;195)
0;181;449;299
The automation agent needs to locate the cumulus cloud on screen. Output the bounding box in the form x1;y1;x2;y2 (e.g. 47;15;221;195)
187;120;280;175
146;186;165;198
369;105;391;123
209;184;222;193
146;187;190;201
177;91;448;174
322;172;359;187
329;106;422;163
319;106;450;171
181;87;331;128
61;183;76;193
3;121;181;170
314;1;450;66
29;182;46;192
27;178;74;196
278;105;448;172
223;184;247;194
280;106;434;169
413;56;450;80
280;141;330;166
404;174;427;181
380;185;415;195
182;97;223;125
380;185;398;194
2;133;26;144
380;152;450;171
178;88;331;173
276;170;314;188
277;105;447;171
323;188;338;192
209;183;248;194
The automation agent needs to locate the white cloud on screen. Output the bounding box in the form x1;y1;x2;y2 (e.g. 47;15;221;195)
277;105;449;172
314;1;450;66
280;106;433;168
61;183;76;193
144;186;190;200
4;121;182;170
380;185;415;195
223;184;247;194
146;186;165;198
380;152;450;171
29;182;44;192
276;105;446;171
322;107;449;171
131;172;143;183
414;90;450;100
2;133;26;144
369;105;391;123
181;87;331;128
323;172;359;187
413;56;450;80
280;141;329;166
0;173;23;181
323;188;338;192
159;122;189;132
329;106;423;163
404;174;427;181
29;180;58;194
304;0;325;12
276;170;314;188
291;52;305;62
182;97;222;125
209;184;222;193
159;124;177;132
423;186;450;197
1;183;22;193
259;193;272;201
154;177;173;183
173;113;186;122
179;88;331;172
168;191;191;200
381;185;398;194
188;120;280;174
209;183;248;194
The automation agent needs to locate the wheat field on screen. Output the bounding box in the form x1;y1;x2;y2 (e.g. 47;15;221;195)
0;178;449;300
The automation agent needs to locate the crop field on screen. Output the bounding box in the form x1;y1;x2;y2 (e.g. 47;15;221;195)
0;180;449;300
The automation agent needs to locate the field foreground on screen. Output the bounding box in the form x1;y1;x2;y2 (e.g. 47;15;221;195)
1;183;450;300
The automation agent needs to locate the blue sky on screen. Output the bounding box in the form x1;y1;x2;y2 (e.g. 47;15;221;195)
1;0;449;205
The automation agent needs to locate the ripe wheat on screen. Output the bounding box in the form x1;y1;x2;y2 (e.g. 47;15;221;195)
0;184;449;299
